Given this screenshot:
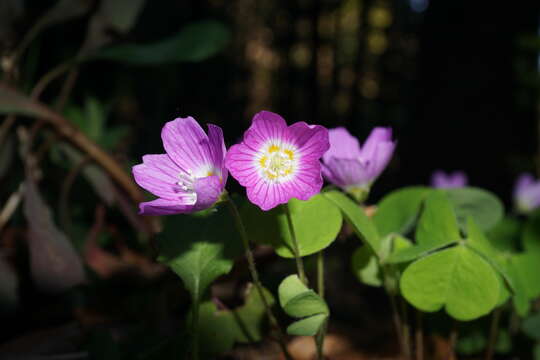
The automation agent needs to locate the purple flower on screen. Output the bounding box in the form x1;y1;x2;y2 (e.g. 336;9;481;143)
132;117;227;215
321;127;395;196
430;170;468;189
225;111;329;211
514;173;540;214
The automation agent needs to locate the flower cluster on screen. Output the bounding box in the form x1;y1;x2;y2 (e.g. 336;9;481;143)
132;111;395;214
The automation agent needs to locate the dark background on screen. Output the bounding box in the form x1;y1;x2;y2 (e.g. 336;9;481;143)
12;0;540;205
2;0;540;356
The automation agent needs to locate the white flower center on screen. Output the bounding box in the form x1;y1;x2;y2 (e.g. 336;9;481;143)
256;142;298;183
175;167;217;205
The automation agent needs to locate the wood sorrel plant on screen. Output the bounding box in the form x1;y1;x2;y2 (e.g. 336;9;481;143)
133;111;540;360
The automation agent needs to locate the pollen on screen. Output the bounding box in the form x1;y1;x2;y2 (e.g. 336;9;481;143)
284;149;294;160
207;171;214;177
257;143;297;183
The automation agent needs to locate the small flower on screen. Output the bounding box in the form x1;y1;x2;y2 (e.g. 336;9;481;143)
430;170;468;189
225;111;329;211
514;173;540;214
132;117;227;215
321;127;395;200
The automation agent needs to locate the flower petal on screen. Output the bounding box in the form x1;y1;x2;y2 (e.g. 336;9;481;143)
132;154;184;200
287;122;330;161
207;124;228;184
193;175;222;210
323;127;361;162
139;198;195;215
161;117;212;174
243;111;288;151
225;143;260;187
368;140;396;181
322;157;369;188
360;127;393;161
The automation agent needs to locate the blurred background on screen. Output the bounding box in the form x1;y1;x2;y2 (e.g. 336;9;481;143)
2;0;540;358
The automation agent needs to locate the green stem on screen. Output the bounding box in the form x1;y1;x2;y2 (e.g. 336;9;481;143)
400;296;412;359
315;251;326;359
225;194;293;360
283;203;307;285
485;307;502;360
388;294;406;358
191;295;200;360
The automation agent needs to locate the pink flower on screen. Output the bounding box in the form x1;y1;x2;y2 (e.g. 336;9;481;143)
514;173;540;214
132;117;227;215
225;111;329;211
321;127;396;191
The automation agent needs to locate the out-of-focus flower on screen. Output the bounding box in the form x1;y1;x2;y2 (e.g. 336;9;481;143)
132;117;227;215
321;127;395;202
514;173;540;214
430;170;468;189
225;110;329;211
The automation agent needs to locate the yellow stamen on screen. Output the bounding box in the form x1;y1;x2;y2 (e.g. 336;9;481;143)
284;149;294;160
259;156;267;167
268;144;280;153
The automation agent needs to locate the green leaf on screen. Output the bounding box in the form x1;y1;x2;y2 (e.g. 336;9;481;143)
157;205;243;303
415;191;461;248
287;314;328;336
195;301;236;357
487;217;521;253
387;242;447;264
465;217;514;292
278;275;329;336
510;253;540;302
400;244;500;321
456;330;486;355
522;212;540;254
322;190;380;254
445;187;504;232
373;187;432;237
242;194;342;258
351;246;382;287
522;312;540;340
92;20;230;65
231;285;275;343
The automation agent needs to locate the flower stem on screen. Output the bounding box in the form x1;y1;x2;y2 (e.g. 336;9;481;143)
388;294;407;359
415;310;423;360
225;194;293;360
315;251;326;360
485;307;502;360
191;295;200;360
283;203;307;285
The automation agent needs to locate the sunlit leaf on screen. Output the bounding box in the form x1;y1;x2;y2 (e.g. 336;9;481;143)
23;180;86;292
92;20;230;65
373;187;432;237
278;275;329;336
400;244;500;321
322;190;380;254
242;194;342;258
415;191;461;248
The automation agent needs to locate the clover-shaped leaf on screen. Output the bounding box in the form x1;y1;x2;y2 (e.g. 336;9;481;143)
400;244;500;321
445;187;504;232
278;275;329;336
242;194;342;258
373;186;432;238
389;191;460;263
